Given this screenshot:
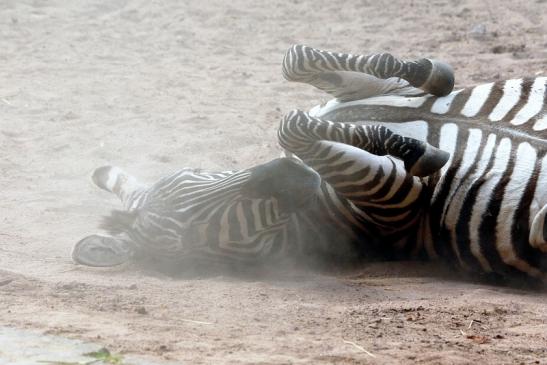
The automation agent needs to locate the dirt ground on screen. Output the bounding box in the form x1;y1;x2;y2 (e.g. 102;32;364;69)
1;0;546;364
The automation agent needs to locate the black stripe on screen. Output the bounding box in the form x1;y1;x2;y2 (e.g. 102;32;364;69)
510;152;543;270
315;158;354;176
241;199;255;237
502;78;533;122
227;204;243;242
450;88;472;115
363;159;398;201
443;129;483;224
430;158;462;261
327;165;372;187
348;52;357;71
477;143;528;278
454;137;494;272
374;173;416;205
475;81;503;118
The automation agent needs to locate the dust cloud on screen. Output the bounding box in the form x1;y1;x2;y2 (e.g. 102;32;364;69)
1;0;546;364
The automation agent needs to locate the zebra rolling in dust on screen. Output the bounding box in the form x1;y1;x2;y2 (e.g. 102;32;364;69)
72;45;547;283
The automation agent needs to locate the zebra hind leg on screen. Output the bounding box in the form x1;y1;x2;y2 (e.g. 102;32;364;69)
71;234;134;267
283;44;454;99
278;110;450;178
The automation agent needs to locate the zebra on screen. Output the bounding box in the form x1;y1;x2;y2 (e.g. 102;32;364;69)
72;44;547;282
72;129;445;269
281;45;547;282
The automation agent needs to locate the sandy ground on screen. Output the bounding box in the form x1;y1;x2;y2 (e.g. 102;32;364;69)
1;0;547;364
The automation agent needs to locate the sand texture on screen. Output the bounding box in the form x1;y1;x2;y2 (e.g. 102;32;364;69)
1;0;547;363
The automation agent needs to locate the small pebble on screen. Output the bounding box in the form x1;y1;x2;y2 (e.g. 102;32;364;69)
470;24;487;39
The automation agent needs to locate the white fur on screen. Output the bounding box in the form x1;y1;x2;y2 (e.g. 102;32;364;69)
496;142;542;277
488;78;522;122
510;77;546;126
461;82;494;117
430;89;463;114
532;113;547;131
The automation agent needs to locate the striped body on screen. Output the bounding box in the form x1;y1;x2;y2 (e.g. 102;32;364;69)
103;167;299;263
73;44;546;282
305;77;547;280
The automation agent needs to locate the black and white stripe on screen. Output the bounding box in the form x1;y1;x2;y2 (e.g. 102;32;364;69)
286;45;546;281
73;44;546;283
283;44;455;99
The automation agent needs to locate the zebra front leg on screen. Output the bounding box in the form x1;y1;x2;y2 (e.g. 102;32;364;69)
283;44;454;99
279;110;450;178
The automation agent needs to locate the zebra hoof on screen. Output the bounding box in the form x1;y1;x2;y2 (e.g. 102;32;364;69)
71;234;132;267
420;59;455;97
408;144;450;177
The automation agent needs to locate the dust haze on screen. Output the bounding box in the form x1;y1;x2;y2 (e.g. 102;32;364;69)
1;0;547;364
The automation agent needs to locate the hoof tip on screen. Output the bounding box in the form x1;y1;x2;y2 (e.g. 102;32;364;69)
422;59;455;97
409;145;450;177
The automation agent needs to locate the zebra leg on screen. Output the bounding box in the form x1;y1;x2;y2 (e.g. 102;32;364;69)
283;44;454;99
279;110;450;178
71;234;134;267
278;109;448;212
278;110;447;233
92;165;146;210
529;204;547;253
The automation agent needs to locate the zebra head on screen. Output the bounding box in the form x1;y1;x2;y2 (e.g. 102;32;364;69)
72;158;321;267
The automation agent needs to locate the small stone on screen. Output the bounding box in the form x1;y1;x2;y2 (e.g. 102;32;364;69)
491;45;506;54
136;306;147;315
62;111;79;121
470;24;487;39
158;344;169;351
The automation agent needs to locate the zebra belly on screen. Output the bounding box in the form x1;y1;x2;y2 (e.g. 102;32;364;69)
318;106;546;278
429;137;547;279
